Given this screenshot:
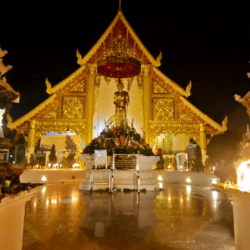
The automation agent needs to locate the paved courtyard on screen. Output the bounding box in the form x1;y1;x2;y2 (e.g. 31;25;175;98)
22;182;235;250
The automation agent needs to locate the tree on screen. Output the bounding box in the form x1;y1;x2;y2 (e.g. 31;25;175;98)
49;144;57;164
193;145;203;172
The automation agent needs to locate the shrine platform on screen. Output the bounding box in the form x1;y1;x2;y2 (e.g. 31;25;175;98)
20;169;86;184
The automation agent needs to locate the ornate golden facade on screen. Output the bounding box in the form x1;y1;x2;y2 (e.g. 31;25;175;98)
7;4;227;158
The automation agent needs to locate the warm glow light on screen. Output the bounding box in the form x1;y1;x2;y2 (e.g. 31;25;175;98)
186;169;189;171
36;164;39;168
34;202;36;207
73;163;80;168
237;160;250;191
168;197;171;201
53;163;59;168
42;187;46;192
168;165;171;169
213;166;215;171
186;178;191;183
46;199;49;205
212;179;217;184
186;185;191;194
159;183;163;189
187;197;189;200
60;164;62;168
41;176;47;181
48;163;51;168
180;198;183;202
72;196;78;202
212;191;218;200
231;201;233;205
158;176;163;181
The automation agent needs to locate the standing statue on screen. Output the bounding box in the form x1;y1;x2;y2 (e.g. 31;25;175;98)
114;82;130;127
106;81;130;127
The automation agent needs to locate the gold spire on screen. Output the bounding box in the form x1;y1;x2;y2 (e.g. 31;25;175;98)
118;0;122;13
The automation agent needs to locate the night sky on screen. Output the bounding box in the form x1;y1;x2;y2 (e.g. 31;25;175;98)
1;0;250;162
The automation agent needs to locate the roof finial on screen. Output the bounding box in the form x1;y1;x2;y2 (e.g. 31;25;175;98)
118;0;122;13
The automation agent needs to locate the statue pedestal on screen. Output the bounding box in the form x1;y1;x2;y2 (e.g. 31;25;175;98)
79;154;160;191
215;184;250;250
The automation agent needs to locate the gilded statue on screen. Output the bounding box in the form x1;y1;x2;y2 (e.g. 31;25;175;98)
114;81;130;127
106;81;130;127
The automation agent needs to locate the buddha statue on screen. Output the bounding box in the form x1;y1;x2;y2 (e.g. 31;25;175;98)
114;82;130;127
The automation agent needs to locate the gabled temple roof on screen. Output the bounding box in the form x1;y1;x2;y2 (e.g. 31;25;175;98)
8;5;227;134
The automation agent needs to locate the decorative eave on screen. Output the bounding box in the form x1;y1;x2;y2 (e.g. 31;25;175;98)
45;65;86;95
76;11;160;67
179;96;227;133
7;94;57;130
153;67;191;97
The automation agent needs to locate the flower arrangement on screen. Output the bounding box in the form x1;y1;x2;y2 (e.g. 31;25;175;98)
83;125;155;156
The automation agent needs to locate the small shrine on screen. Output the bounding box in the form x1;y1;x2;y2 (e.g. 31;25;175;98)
7;2;227;165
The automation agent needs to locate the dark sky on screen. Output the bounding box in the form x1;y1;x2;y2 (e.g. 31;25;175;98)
1;0;250;161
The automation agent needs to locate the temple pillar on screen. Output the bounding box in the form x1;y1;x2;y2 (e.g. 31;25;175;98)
85;63;96;145
142;65;151;144
199;123;208;165
26;120;36;161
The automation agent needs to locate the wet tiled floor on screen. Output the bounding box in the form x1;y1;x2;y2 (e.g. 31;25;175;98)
22;183;235;250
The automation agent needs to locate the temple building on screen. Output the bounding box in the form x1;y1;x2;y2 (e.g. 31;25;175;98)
7;3;227;164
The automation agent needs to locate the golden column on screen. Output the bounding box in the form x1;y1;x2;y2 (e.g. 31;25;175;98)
199;123;207;165
142;65;151;144
85;63;96;145
27;120;36;153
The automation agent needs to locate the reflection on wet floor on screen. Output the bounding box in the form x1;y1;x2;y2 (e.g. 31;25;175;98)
22;183;235;250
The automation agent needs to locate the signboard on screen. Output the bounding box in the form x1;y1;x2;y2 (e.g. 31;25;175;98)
114;154;138;170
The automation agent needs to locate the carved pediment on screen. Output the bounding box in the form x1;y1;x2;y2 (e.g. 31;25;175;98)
41;106;58;119
153;97;175;120
68;78;86;92
152;79;169;94
178;109;194;121
62;96;85;119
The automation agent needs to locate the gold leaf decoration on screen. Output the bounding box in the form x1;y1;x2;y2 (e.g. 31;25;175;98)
69;78;85;92
35;119;86;144
178;109;194;121
149;120;200;146
153;98;174;120
63;96;85;119
152;79;168;94
42;106;58;119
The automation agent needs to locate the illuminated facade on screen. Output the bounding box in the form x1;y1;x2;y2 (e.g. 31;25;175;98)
7;4;227;162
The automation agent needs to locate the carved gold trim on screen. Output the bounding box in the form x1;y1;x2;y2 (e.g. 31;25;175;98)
76;12;159;67
42;106;58;119
180;96;226;132
69;78;86;92
8;94;57;129
149;120;200;146
153;97;175;121
35;119;87;145
153;67;189;97
152;79;168;94
178;108;194;121
47;65;86;94
62;96;85;119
